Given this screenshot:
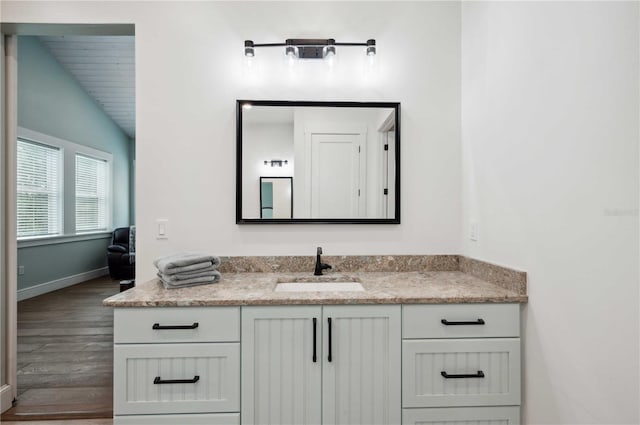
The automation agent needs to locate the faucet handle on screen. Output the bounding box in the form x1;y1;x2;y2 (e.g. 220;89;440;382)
317;246;322;255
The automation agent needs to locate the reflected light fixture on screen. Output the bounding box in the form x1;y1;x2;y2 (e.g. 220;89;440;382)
244;38;376;59
264;159;288;167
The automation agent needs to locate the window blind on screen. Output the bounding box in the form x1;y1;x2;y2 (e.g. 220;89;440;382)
17;139;62;238
76;154;108;232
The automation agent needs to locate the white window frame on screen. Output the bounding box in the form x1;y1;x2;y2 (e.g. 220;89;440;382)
16;137;63;239
17;127;113;244
75;152;110;233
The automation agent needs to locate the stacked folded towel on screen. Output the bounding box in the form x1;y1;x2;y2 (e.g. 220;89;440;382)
154;252;221;289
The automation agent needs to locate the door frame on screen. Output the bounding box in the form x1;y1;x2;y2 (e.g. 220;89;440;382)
0;33;18;414
377;111;396;219
0;23;135;414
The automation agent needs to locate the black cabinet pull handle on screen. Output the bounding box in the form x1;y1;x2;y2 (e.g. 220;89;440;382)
441;319;485;326
441;370;485;379
153;375;200;384
312;318;317;363
327;317;332;363
152;322;199;330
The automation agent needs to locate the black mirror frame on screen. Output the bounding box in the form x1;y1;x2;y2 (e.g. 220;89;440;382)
236;100;401;224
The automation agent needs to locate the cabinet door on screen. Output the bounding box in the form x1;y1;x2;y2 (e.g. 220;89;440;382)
322;305;401;425
241;306;322;425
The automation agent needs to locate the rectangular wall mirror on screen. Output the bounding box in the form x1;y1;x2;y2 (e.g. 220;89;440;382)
237;100;400;224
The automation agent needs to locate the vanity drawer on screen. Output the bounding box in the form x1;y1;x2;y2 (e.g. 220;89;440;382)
114;343;240;415
114;307;239;343
403;406;520;425
402;339;520;408
403;304;519;339
115;413;240;425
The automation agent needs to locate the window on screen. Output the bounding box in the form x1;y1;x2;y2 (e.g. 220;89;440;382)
76;154;108;232
17;128;113;240
17;139;62;237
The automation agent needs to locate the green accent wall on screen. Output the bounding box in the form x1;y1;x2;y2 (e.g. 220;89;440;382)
17;36;133;291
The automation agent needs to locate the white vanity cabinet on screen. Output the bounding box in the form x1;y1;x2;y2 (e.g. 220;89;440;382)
111;302;521;425
402;304;521;424
113;307;241;425
241;305;402;425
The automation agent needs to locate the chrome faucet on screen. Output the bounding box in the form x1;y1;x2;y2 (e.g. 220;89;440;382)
314;247;332;276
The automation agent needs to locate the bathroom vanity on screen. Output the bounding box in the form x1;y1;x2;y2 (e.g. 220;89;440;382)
104;260;527;425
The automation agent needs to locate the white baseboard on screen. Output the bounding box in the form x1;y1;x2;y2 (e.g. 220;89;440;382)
1;384;14;413
17;267;109;301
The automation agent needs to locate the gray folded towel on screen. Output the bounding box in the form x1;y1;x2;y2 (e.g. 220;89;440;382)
159;270;221;289
154;252;221;275
157;268;219;282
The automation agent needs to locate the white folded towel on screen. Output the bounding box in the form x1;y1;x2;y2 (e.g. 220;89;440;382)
159;270;221;289
157;268;219;283
154;252;221;275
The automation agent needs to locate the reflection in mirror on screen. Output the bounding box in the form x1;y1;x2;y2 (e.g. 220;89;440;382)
260;177;293;219
237;101;400;224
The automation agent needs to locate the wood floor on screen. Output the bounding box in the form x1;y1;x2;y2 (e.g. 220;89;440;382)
1;276;119;421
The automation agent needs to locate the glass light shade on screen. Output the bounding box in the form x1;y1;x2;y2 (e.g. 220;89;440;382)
325;46;336;57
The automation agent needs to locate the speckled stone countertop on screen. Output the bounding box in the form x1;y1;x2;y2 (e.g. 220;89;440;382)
103;269;527;307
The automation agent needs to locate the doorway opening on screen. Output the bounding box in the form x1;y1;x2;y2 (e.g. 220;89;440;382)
1;23;135;420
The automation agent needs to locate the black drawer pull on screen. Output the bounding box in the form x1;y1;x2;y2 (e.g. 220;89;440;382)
327;317;332;363
154;375;200;384
441;370;485;379
312;318;317;363
441;319;485;326
152;322;199;330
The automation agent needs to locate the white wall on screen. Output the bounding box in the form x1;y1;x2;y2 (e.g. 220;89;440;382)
461;2;639;424
242;122;294;218
0;1;462;280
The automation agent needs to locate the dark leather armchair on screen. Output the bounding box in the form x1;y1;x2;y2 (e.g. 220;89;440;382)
107;226;135;280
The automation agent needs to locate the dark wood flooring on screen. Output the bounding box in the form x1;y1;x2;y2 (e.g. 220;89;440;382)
1;276;119;421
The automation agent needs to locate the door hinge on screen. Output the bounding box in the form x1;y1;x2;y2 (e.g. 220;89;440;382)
358;189;361;197
384;188;388;195
358;146;361;153
384;144;389;151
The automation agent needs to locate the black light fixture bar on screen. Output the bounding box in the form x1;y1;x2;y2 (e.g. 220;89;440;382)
244;38;375;59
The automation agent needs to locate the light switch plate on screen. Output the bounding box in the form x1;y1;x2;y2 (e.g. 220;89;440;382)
156;219;169;239
469;220;479;241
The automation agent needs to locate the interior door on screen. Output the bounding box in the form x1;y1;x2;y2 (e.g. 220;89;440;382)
310;133;363;218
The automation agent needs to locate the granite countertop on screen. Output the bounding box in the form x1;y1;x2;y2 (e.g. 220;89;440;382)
102;270;528;307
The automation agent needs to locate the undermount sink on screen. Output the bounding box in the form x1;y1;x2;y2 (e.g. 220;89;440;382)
274;275;364;292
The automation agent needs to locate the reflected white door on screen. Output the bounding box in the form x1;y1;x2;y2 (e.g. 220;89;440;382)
310;133;362;218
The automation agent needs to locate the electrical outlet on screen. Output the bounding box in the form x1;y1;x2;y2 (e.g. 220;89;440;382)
469;220;479;242
18;265;25;275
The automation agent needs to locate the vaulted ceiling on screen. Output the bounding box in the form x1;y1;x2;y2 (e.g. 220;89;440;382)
39;35;136;139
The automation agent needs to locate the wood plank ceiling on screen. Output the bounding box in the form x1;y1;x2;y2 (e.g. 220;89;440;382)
39;35;135;139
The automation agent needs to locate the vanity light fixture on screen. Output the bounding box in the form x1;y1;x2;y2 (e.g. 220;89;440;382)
244;38;376;59
264;159;288;167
